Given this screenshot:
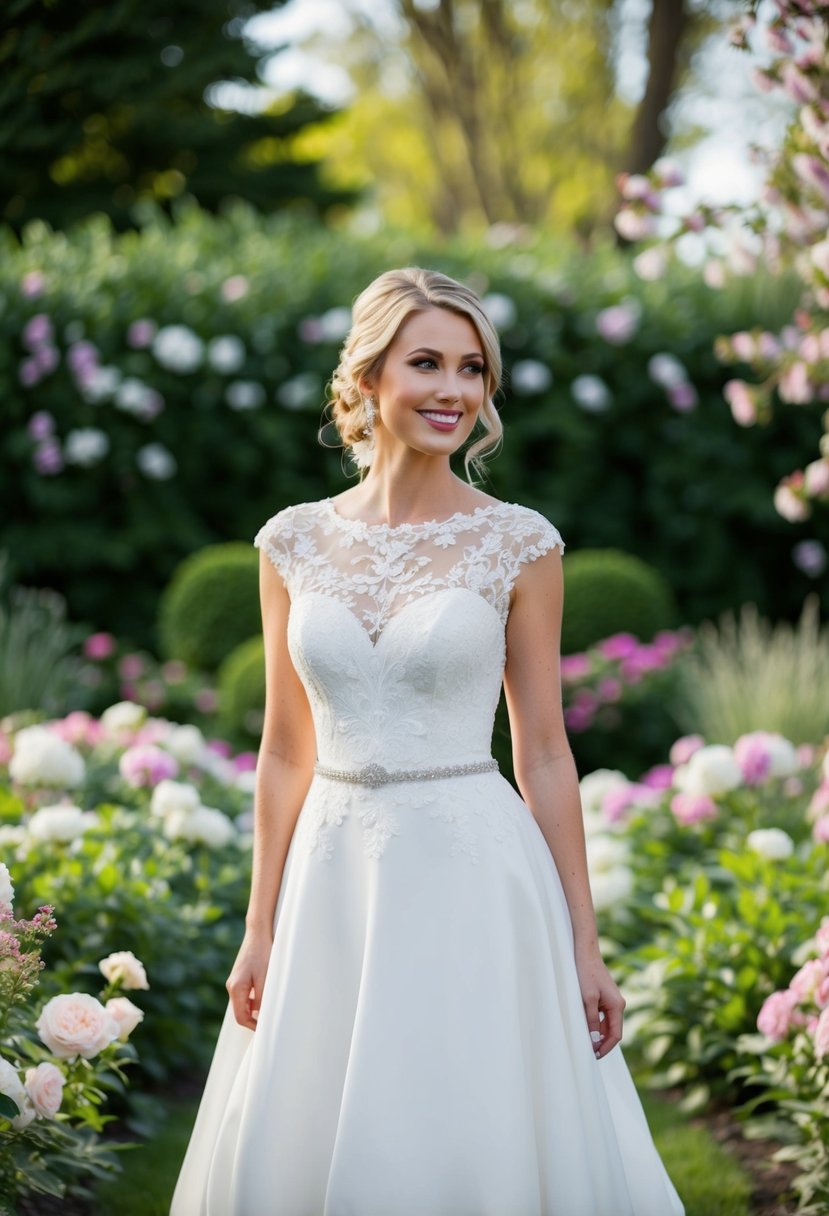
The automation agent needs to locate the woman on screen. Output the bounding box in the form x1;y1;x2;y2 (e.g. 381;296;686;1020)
171;267;684;1215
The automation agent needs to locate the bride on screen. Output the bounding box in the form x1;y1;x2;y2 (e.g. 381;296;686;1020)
170;266;684;1215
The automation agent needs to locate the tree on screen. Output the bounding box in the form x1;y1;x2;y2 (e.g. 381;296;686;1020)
0;0;355;233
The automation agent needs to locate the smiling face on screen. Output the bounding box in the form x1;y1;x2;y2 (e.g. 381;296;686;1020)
364;308;487;461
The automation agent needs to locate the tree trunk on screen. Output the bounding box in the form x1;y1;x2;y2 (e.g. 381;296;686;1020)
626;0;688;174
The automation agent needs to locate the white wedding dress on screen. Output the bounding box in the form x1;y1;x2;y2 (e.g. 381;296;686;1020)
170;497;684;1216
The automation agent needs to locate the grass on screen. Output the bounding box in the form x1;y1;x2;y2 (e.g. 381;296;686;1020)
90;1088;755;1216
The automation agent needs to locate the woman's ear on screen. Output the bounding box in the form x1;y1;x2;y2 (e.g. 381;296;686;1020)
357;377;374;398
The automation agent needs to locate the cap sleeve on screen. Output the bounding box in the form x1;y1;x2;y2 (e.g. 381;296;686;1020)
499;505;565;601
253;506;296;585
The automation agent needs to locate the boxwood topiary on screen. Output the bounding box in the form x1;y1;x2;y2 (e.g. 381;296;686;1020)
157;543;260;671
217;634;266;742
562;549;677;655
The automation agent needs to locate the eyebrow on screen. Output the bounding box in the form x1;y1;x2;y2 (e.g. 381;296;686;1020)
407;347;485;360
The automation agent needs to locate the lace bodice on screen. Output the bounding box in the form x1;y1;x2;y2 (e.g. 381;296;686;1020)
253;498;564;778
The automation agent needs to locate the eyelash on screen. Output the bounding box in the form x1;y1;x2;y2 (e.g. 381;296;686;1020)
411;359;485;375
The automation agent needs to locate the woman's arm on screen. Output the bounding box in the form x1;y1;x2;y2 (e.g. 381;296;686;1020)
502;548;624;1059
226;550;317;1029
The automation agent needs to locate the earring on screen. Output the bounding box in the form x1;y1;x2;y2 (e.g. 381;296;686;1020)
363;394;376;436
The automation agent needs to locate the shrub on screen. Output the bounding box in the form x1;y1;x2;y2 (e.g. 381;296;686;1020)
217;635;266;743
561;549;677;655
157;543;260;671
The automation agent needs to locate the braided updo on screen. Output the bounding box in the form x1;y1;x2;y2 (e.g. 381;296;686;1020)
322;267;503;482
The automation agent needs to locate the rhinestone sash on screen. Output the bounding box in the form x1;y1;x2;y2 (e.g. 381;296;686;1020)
313;758;499;788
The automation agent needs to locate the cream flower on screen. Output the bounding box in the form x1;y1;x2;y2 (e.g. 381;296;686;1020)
36;993;120;1060
98;950;149;991
24;1062;64;1119
106;997;145;1042
9;726;84;788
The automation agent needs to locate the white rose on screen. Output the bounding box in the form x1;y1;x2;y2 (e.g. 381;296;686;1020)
24;1062;64;1119
98;950;149;991
163;725;205;766
764;734;800;778
106;997;145;1042
149;779;200;820
101;701;147;733
590;866;634;912
0;1055;26;1115
579;769;630;816
0;861;13;911
36;993;120;1060
674;745;742;797
165;805;236;849
747;828;794;860
9;726;85;788
27;804;95;844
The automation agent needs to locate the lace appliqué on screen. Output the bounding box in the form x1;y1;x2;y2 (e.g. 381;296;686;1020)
297;780;439;861
427;777;521;864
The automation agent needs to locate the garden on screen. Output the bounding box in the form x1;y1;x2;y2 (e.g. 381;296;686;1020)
2;1;829;1213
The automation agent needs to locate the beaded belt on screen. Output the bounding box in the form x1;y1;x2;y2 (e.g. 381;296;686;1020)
313;759;499;788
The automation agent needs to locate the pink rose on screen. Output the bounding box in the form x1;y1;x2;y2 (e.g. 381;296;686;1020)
83;632;116;660
597;632;639;661
98;950;149;991
669;734;705;766
790;958;829;1004
24;1062;64;1118
814;1007;829;1059
813;815;829;844
757;989;798;1041
639;764;674;790
106;996;145;1041
816;976;829;1010
560;654;591;682
36;993;120;1060
816;918;829;958
734;733;773;785
118;744;178;788
670;792;718;826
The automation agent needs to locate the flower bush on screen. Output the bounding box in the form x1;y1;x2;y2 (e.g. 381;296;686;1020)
0;703;255;1085
0;862;147;1209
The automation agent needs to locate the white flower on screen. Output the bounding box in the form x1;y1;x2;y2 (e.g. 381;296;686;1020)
152;325;204;373
510;360;552;395
99;950;149;991
647;353;687;390
590;864;634;911
81;366;122;403
64;427;110;467
633;247;669;281
101;701;147;732
106;996;145;1041
136;443;177;480
0;861;14;911
9;726;85;788
207;335;246;373
318;307;352;342
481;293;517;329
0;1056;27;1120
277;372;321;411
579;769;630;816
673;744;742;797
225;380;266;411
163;724;206;766
764;734;800;778
747;828;794;860
27;804;96;843
149;778;201;819
235;769;257;795
115;378;152;415
0;826;26;850
571;374;611;413
165;805;236;849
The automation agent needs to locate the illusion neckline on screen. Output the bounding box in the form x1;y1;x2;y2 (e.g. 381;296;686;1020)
322;496;511;534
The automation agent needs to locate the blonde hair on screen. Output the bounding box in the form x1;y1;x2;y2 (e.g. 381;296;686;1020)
322;267;503;484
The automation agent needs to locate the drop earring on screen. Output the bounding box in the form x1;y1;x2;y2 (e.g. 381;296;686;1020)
363;394;376;436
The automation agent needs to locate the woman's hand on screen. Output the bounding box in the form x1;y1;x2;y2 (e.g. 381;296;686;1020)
574;946;625;1060
226;929;273;1030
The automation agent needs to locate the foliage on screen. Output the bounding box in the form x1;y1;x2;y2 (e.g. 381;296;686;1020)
0;0;352;234
0;555;85;718
561;548;678;655
615;1;829;518
672;593;829;743
1;204;824;651
217;635;266;744
157;543;260;671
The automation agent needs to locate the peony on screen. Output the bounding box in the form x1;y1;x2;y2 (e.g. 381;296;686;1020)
163;724;206;766
106;996;145;1041
669;734;705;766
757;989;798;1041
149;778;200;819
0;861;13;913
733;730;799;785
36;993;120;1060
101;701;147;733
747;828;795;861
670;792;718;827
790;958;828;1004
119;743;179;787
815;1006;829;1059
151;324;204;373
24;1062;64;1118
165;805;236;849
27;804;97;843
98;950;149;991
9;725;84;788
579;769;630;817
673;744;742;797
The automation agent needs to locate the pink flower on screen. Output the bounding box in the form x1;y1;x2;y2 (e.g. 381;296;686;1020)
106;996;144;1041
779;361;813;404
26;410;54;440
805;459;829;498
597;632;639;661
596;303;640;345
99;950;149;991
814;1007;829;1059
603;782;659;824
36;993;120;1060
232;750;257;772
561;654;591;682
194;688;218;714
733;733;773;785
49;711;105;747
613;209;658;241
812;816;829;845
816;975;829;1009
639;764;674;790
83;632;117;660
33;439;64;475
221;275;249;302
668;381;698;412
161;660;187;684
790;958;828;1003
816;918;829;958
793;154;829;206
757;989;798;1041
118;744;179;788
24;1062;64;1118
724;379;758;426
19;358;41;387
126;319;157;348
669;734;705;766
118;653;145;680
774;472;810;522
0;731;11;765
22;314;53;350
782;61;818;104
670;792;718;826
597;677;622;703
21;271;45;298
564;704;594;733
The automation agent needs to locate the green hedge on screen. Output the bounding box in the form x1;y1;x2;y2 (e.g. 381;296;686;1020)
157;542;260;670
561;549;677;654
1;201;823;650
